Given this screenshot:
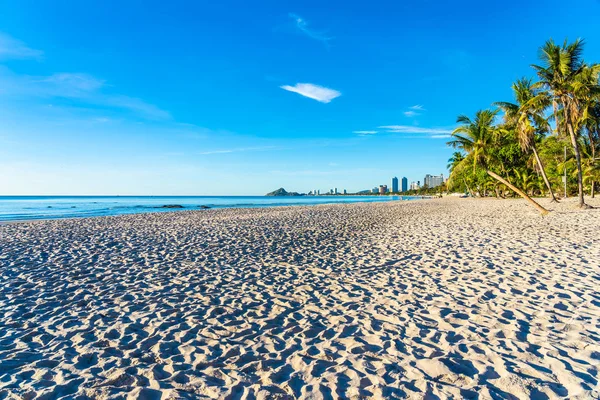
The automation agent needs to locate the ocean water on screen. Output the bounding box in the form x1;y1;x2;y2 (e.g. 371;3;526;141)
0;195;422;222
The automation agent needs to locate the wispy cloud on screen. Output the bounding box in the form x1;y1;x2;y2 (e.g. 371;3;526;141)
379;125;453;135
0;69;170;120
403;105;426;117
430;134;451;139
353;130;378;136
40;73;105;93
288;13;333;46
107;95;171;120
0;32;170;120
0;33;43;60
280;83;341;103
198;146;279;155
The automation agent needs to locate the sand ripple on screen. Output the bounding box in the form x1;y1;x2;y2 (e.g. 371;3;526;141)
1;198;599;399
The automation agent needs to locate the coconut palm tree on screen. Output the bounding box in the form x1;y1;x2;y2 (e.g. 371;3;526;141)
531;38;599;208
579;139;600;198
447;152;465;173
575;71;600;197
446;156;477;196
448;109;549;215
495;78;559;202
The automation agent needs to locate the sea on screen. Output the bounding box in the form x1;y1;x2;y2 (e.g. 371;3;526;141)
0;195;422;222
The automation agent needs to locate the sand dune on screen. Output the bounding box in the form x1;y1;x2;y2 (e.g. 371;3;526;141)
1;198;599;399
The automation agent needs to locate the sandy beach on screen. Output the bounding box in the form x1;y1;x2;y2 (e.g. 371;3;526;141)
1;198;599;399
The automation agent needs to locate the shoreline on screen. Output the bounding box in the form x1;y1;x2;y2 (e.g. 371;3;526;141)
1;198;599;398
0;194;586;225
0;196;425;225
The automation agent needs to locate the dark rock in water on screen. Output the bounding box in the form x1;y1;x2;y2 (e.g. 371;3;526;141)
157;205;184;209
265;188;304;196
198;205;211;209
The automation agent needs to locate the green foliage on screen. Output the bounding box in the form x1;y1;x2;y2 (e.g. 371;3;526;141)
446;38;600;201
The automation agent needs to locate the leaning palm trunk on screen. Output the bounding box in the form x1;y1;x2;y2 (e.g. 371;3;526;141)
531;146;558;202
565;121;588;208
486;170;549;215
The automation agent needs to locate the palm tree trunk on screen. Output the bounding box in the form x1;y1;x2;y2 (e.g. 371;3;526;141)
462;178;474;197
486;170;549;215
532;146;558;202
591;181;595;198
565;120;588;208
552;101;560;136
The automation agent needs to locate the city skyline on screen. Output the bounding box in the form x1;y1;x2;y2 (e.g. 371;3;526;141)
304;171;444;195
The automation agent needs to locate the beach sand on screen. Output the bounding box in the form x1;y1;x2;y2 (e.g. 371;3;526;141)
1;198;599;399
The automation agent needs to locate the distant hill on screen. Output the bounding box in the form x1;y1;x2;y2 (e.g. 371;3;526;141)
265;188;304;196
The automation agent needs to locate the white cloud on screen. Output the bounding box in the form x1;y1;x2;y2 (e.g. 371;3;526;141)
0;33;43;60
431;134;451;139
198;146;278;155
0;69;170;120
353;130;377;135
288;13;332;45
280;83;341;103
38;73;105;96
403;105;425;118
379;125;453;135
107;95;171;120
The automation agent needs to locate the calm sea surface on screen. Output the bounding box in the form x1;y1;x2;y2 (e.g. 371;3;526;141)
0;195;422;222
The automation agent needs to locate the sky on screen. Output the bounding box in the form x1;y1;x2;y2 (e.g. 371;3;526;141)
1;0;600;195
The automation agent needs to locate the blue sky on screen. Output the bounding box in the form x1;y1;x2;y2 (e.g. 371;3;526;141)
1;0;599;195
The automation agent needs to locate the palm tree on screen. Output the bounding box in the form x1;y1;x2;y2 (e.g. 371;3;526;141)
580;139;600;198
576;70;600;198
446;152;476;196
447;152;465;173
448;109;549;215
495;78;559;202
531;38;599;208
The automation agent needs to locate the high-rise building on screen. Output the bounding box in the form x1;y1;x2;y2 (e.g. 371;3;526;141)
424;174;444;188
401;177;408;192
343;189;347;195
391;177;399;193
379;185;388;194
372;187;378;194
410;181;419;190
334;188;338;195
